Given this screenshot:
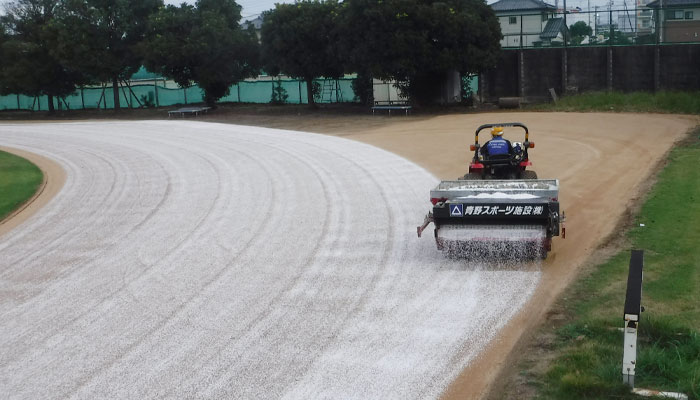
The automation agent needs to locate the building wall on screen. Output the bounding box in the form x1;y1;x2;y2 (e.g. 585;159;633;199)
497;12;554;47
663;7;700;42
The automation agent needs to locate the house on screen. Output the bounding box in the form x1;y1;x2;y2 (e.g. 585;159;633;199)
648;0;700;42
242;15;264;41
490;0;560;47
539;17;568;44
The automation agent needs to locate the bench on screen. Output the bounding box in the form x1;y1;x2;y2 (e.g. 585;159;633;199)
371;101;412;116
168;106;211;118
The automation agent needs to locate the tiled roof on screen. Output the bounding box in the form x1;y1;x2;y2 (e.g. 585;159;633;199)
490;0;556;12
647;0;700;7
540;17;566;39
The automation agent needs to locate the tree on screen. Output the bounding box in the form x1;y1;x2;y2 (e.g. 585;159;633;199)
0;20;9;95
570;21;592;44
338;0;501;105
261;0;344;108
141;0;259;107
54;0;162;110
0;0;84;112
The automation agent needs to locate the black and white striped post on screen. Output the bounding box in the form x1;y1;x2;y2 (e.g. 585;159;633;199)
623;249;644;387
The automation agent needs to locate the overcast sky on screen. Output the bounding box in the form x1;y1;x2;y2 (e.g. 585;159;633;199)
163;0;290;19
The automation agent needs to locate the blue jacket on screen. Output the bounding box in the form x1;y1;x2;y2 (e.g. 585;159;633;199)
485;136;510;156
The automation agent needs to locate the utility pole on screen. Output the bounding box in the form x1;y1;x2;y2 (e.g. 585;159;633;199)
595;5;599;36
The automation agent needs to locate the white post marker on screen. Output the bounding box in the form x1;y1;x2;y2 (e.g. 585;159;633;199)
622;250;688;400
622;250;643;387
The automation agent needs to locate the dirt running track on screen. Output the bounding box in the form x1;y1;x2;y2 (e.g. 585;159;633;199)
0;112;697;399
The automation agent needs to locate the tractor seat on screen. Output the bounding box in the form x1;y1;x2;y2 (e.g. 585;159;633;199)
482;153;514;166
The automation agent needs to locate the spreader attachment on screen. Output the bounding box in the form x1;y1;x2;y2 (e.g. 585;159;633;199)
418;179;564;259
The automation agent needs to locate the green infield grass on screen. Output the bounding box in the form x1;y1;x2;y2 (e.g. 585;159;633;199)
0;150;44;221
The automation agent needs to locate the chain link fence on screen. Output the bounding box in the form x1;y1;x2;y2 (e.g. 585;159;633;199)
0;77;358;111
499;5;699;49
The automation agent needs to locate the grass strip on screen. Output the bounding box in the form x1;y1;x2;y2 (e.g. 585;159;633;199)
530;128;700;399
0;150;44;221
530;91;700;114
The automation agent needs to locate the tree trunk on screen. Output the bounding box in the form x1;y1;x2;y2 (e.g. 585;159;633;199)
112;77;120;110
47;94;55;114
306;77;316;108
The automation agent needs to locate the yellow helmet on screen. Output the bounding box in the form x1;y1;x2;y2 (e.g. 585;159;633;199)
491;126;504;136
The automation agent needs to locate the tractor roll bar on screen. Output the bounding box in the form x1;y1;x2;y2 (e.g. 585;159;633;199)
474;122;529;145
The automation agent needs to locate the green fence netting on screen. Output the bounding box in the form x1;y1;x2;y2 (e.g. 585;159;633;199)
0;77;361;111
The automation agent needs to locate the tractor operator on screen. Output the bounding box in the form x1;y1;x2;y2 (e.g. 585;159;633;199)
481;126;512;157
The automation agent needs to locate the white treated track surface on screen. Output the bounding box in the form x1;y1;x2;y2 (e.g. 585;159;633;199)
0;121;540;399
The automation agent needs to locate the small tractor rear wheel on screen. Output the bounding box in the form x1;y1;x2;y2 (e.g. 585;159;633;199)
461;173;483;180
521;170;538;180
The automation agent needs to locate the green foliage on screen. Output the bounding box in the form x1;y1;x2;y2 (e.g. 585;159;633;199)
142;0;259;107
0;0;84;112
311;81;322;102
261;0;343;108
569;21;592;45
270;78;289;104
337;0;501;105
54;0;162;109
570;21;592;38
533;91;700;114
461;74;474;106
351;71;373;105
532;133;700;399
140;92;155;108
0;150;43;221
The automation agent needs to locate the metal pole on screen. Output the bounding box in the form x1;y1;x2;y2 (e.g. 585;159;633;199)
154;79;159;107
610;8;614;44
659;0;663;42
588;0;591;28
563;0;568;46
520;13;523;47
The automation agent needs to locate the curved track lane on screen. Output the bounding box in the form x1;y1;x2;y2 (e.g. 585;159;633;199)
0;121;539;399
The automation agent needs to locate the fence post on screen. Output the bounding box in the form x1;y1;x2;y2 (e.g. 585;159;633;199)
298;80;302;104
607;46;614;91
563;0;568;46
518;49;525;98
609;8;614;43
16;94;20;110
154;79;160;107
519;13;523;47
562;47;568;95
654;45;661;92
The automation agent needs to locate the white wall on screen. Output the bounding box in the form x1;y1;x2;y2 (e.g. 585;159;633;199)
497;12;554;47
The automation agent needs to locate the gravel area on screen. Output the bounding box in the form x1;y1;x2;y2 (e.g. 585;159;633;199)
0;121;540;399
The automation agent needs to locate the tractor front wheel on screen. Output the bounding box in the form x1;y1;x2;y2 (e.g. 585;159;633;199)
461;173;483;180
521;170;538;180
